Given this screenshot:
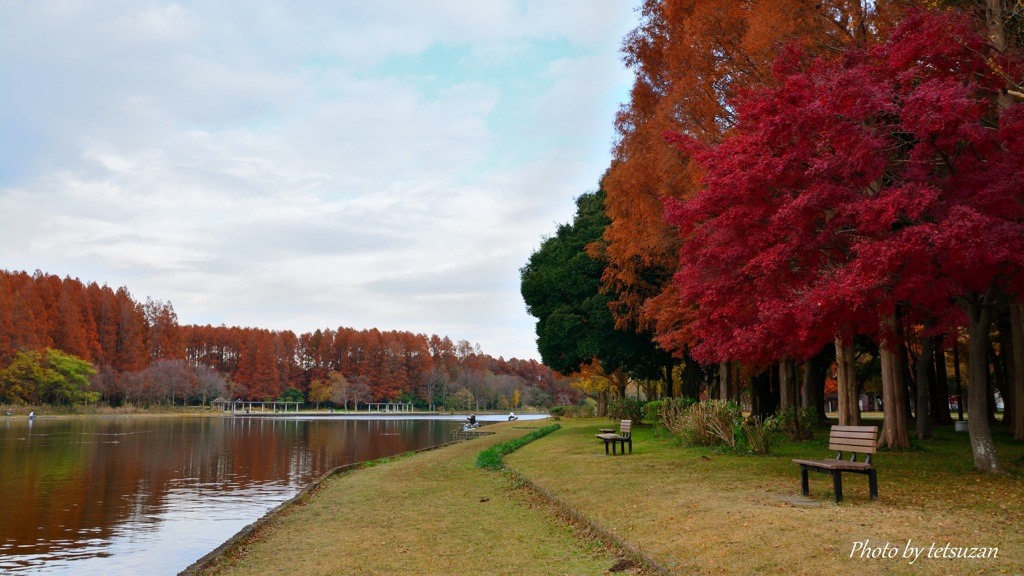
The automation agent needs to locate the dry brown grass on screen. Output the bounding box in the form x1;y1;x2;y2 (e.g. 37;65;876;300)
199;417;1024;576
199;421;620;575
508;418;1024;576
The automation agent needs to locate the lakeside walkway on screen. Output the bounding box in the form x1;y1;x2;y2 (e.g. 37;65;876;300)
193;418;1022;575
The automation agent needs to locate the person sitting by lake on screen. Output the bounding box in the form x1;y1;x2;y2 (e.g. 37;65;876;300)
468;414;477;426
508;411;517;421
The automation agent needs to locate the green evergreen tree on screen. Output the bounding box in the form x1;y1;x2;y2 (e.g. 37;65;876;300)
37;349;99;406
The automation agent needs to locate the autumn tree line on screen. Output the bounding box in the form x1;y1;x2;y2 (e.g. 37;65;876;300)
522;0;1024;473
0;269;573;410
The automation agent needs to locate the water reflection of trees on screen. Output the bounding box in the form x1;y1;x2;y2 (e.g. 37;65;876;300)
0;417;458;569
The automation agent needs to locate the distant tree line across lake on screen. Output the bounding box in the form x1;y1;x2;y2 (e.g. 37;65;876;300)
0;269;574;410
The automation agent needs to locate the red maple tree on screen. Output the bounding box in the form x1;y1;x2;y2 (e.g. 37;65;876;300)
663;10;1024;469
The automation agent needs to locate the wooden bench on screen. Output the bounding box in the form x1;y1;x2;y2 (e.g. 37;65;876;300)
792;425;878;503
596;420;632;455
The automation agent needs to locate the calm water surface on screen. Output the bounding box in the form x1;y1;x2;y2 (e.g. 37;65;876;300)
0;415;464;575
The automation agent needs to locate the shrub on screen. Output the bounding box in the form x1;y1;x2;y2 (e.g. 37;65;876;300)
279;387;305;404
644;401;664;434
742;415;778;455
659;397;696;442
568;405;597;418
775;406;816;441
670;400;742;448
662;398;782;454
475;424;561;470
548;405;593;419
607;397;645;423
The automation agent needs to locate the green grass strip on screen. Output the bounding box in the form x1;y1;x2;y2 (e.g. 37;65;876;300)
475;424;561;470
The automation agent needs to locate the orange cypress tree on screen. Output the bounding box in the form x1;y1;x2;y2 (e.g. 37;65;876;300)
235;329;280;400
144;298;184;360
53;278;93;360
113;287;148;373
0;271;20;363
87;282;120;368
7;272;46;353
603;0;913;347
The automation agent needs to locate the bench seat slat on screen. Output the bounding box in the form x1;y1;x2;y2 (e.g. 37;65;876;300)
830;432;878;441
831;430;878;439
830;425;879;433
830;440;877;453
831;430;880;438
792;458;872;471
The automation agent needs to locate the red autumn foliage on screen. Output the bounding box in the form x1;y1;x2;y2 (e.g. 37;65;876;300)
602;0;909;338
661;9;1024;365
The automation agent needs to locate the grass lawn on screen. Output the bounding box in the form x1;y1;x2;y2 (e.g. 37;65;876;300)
197;416;1024;576
507;417;1024;575
195;421;620;576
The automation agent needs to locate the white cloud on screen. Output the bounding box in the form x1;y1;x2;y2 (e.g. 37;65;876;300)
0;0;639;360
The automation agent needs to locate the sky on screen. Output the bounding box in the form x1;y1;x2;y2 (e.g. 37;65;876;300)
0;0;640;361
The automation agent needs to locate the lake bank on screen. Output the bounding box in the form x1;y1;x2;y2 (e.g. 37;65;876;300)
194;417;1024;576
1;405;545;421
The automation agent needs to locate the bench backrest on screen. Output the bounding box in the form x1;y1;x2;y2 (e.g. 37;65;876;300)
829;425;878;455
619;420;632;437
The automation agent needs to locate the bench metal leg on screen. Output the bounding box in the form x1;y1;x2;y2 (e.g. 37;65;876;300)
627;439;632;454
868;469;878;500
604;440;610;455
800;467;810;496
832;471;843;503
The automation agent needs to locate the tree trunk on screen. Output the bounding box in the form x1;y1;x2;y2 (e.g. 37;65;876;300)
779;358;798;410
879;317;911;448
988;341;1003;425
960;291;1003;473
835;336;861;426
998;312;1016;430
1010;303;1024;440
915;322;935;439
596;389;609;417
681;357;701;399
931;343;954;425
953;337;965;420
719;361;732;402
664;363;675;399
803;346;831;425
749;370;776;420
801;359;816;409
613;369;629;400
706;367;720;401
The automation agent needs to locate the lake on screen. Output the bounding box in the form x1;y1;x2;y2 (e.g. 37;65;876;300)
0;414;478;575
